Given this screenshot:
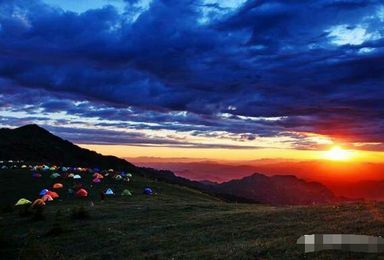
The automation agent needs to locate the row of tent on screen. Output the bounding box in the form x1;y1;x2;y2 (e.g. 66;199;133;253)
10;162;155;209
15;188;136;207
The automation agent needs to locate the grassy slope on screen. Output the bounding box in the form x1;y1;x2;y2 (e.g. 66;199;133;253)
1;169;384;259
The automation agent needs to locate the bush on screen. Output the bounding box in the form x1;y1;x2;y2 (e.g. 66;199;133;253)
46;210;65;237
46;222;64;237
19;231;65;259
31;207;45;221
0;204;14;214
71;206;90;220
17;205;31;217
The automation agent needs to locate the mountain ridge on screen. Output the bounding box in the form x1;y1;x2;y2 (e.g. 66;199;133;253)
0;124;336;205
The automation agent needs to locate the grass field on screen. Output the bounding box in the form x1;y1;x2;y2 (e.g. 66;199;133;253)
1;169;384;259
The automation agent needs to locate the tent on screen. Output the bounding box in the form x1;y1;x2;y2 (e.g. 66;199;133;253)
92;178;101;183
105;188;114;195
32;173;42;178
15;198;32;206
53;183;63;189
39;189;49;196
76;188;88;197
73;174;82;179
49;167;56;171
93;173;104;179
126;173;133;178
114;175;122;180
121;189;132;196
50;173;61;179
108;169;114;172
41;195;53;202
31;199;45;208
144;187;153;195
21;165;27;168
46;191;59;199
68;173;75;178
62;167;68;172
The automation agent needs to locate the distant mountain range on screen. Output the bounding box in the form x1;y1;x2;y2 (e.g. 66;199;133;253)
131;157;384;200
0;124;343;205
213;173;335;205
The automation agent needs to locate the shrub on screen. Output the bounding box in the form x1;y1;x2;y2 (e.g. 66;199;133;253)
70;206;90;220
46;210;65;237
0;204;14;214
19;231;65;259
31;207;45;221
17;205;31;217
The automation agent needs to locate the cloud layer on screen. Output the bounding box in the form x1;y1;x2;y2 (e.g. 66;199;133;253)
1;0;383;150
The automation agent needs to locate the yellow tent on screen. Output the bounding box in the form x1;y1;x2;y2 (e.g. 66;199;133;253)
15;198;32;206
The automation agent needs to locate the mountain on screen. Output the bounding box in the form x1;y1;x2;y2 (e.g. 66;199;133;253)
0;124;336;205
0;124;135;171
0;125;240;201
214;173;335;205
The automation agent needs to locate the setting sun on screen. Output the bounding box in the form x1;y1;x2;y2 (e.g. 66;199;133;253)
323;146;354;161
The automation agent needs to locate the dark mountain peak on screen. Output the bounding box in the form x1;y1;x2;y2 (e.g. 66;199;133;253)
0;124;135;170
242;172;270;181
14;124;51;135
17;124;43;130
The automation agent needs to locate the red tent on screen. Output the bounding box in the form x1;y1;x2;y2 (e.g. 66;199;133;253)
46;191;59;199
76;188;88;197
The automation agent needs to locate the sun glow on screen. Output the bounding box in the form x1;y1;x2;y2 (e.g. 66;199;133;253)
323;146;354;161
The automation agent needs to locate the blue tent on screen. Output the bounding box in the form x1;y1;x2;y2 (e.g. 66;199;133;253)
105;188;114;195
39;189;49;196
144;187;153;195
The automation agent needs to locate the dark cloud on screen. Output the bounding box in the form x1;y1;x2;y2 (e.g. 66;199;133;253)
0;0;383;149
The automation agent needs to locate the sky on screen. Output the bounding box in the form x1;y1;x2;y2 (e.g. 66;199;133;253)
0;0;384;164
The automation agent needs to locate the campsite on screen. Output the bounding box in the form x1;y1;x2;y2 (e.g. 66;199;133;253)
2;161;384;259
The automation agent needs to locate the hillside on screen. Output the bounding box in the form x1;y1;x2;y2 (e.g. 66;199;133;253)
0;125;216;200
0;124;135;171
0;125;336;205
1;168;384;259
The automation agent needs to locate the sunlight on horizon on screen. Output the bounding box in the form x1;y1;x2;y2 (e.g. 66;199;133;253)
322;146;356;161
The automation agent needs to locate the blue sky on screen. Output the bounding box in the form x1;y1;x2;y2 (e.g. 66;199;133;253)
0;0;383;157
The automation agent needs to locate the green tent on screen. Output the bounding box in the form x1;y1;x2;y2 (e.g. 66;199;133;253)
121;189;132;196
15;198;32;206
50;173;61;179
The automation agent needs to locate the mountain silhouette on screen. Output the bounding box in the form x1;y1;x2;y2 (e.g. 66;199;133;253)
0;124;336;205
214;173;335;205
0;124;135;170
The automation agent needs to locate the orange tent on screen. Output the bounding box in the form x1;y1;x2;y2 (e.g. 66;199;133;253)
93;173;104;179
31;199;45;208
76;188;88;197
46;191;59;199
53;183;63;189
41;195;53;202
